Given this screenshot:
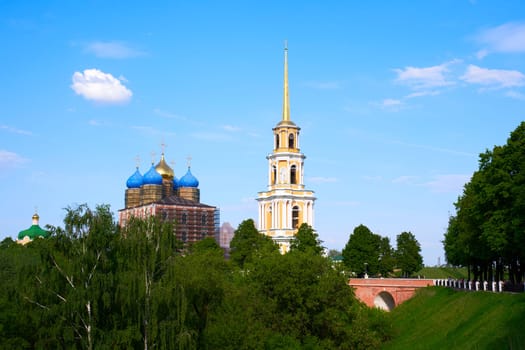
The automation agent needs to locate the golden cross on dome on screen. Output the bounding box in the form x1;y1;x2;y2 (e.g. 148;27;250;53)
186;155;192;168
161;140;166;154
34;205;38;215
134;155;141;168
150;151;156;164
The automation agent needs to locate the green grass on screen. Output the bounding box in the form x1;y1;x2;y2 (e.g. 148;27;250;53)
382;287;525;349
415;266;468;279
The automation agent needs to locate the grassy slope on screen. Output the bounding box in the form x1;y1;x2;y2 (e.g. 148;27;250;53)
383;287;525;350
416;266;468;279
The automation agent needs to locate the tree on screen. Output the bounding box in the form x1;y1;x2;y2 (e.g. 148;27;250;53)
444;122;525;284
378;237;396;277
342;225;381;276
395;231;423;277
246;251;361;348
327;249;342;258
229;219;278;268
115;215;182;349
289;223;323;255
21;204;118;349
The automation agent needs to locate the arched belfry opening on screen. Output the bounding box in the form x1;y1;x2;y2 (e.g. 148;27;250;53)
272;165;277;185
289;133;295;149
275;134;280;149
292;206;300;228
290;165;297;184
374;292;395;311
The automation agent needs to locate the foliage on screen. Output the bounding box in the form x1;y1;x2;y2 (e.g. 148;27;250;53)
395;232;423;277
384;287;525;349
289;223;324;255
229;219;278;268
444;122;525;283
342;224;382;276
0;206;393;349
378;237;396;277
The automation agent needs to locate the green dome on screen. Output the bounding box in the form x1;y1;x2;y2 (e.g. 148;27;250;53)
18;224;49;240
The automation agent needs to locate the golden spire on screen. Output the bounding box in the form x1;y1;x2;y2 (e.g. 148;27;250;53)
282;40;290;122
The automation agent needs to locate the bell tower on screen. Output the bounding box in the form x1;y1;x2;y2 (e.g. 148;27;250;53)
257;43;316;253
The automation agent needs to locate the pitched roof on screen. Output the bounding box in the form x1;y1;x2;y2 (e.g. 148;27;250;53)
155;195;215;208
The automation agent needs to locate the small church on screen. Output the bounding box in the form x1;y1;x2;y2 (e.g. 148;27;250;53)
17;211;49;245
118;153;220;245
257;45;316;253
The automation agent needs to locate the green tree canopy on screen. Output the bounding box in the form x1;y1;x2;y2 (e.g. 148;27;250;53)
289;223;324;255
395;231;423;277
342;225;381;277
229;219;278;268
444;121;525;283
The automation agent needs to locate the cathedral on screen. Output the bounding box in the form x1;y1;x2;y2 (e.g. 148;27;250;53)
257;45;316;253
118;152;220;245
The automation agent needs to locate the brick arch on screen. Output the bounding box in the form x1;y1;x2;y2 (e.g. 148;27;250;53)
374;291;395;311
348;278;434;310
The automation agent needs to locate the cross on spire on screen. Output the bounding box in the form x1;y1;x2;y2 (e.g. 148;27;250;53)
150;151;156;164
186;155;192;168
134;155;141;168
161;140;166;154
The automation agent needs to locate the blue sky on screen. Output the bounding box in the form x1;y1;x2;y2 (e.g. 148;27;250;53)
1;0;525;265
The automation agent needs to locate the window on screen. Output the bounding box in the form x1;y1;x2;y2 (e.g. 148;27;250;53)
289;133;294;148
161;209;168;220
272;165;277;185
181;213;187;224
292;206;300;229
182;232;187;242
275;134;279;149
202;231;207;239
201;214;207;226
290;165;297;184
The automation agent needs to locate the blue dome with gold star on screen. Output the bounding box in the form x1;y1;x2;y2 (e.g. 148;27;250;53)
143;164;163;185
126;168;143;188
179;167;199;188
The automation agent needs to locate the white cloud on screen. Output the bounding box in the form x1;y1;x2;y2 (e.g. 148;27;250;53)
506;90;525;100
382;98;402;107
424;174;470;193
85;41;145;59
308;176;338;183
153;108;187;120
392;175;418;185
394;60;460;89
406;90;440;99
376;98;404;112
476;22;525;55
460;65;525;88
0;125;32;135
88;119;101;126
71;69;132;104
0;150;27;169
475;49;488;60
222;125;242;132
